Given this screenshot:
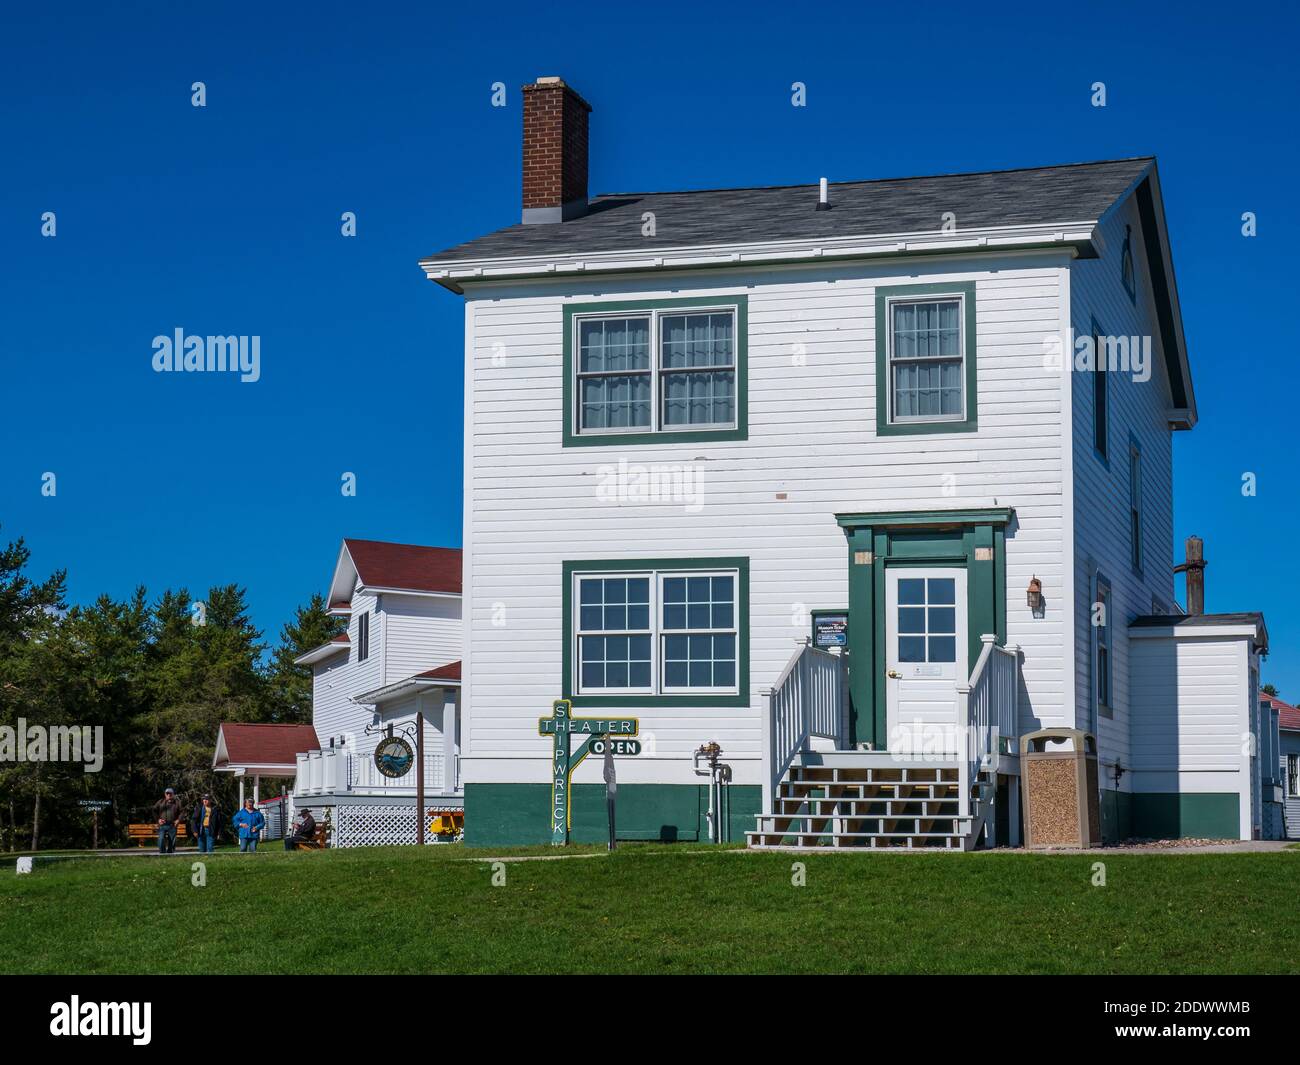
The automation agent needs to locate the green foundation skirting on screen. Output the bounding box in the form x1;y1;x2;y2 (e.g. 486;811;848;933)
465;783;762;848
1101;791;1239;841
1099;789;1132;843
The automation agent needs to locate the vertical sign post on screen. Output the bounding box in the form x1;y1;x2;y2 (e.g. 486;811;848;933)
416;710;425;846
603;738;617;851
538;701;638;846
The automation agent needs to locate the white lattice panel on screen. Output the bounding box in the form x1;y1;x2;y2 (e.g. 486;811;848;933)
334;804;420;848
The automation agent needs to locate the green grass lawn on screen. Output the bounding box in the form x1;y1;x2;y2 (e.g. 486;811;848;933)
1;843;1296;974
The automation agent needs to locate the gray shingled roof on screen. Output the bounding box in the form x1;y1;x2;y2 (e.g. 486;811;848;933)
1130;613;1265;629
1130;612;1269;652
421;157;1154;264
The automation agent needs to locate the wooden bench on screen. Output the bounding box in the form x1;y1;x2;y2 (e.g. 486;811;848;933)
292;823;328;850
127;823;189;846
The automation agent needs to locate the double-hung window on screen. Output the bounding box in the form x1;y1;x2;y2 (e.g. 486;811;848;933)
875;282;977;434
566;559;748;706
661;574;737;692
357;610;370;662
1094;578;1112;721
1289;754;1299;798
890;298;964;421
575;317;652;432
565;298;747;445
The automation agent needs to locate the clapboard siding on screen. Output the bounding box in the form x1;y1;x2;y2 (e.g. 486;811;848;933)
312;589;383;748
1071;194;1178;780
463;253;1073;786
383;594;462;679
311;588;461;759
1129;636;1247;776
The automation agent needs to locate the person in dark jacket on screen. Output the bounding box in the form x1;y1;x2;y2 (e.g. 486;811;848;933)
231;799;266;852
190;794;219;853
284;809;318;850
153;788;184;853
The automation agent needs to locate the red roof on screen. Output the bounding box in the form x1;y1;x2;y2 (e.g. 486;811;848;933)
330;634;350;644
1263;694;1300;732
215;724;320;770
418;661;462;681
344;540;462;595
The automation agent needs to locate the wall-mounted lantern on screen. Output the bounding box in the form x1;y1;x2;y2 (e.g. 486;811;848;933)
1027;576;1044;617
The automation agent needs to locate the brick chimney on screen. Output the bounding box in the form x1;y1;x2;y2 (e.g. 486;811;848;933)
521;76;592;225
1174;535;1207;615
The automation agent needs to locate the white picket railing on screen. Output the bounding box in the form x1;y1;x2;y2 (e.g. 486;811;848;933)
294;747;446;797
762;639;849;812
350;749;444;793
956;634;1021;819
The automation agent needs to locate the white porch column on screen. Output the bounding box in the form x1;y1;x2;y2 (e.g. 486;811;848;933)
421;687;448;792
442;689;459;794
238;777;245;808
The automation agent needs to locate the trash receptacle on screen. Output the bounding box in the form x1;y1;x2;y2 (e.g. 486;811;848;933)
1020;728;1100;848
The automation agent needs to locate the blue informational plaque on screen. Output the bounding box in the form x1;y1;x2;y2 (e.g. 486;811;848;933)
812;611;848;649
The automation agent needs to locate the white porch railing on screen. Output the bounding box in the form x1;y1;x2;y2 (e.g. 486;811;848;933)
956;634;1021;819
294;747;450;797
350;749;445;793
762;639;849;812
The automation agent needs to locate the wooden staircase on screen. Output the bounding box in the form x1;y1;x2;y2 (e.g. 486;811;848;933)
747;755;996;850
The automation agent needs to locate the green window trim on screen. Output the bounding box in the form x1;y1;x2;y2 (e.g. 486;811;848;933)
561;296;749;448
562;556;750;708
874;281;978;436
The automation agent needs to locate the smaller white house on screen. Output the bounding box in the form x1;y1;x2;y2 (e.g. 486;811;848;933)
1263;692;1300;839
291;539;464;846
1128;611;1275;840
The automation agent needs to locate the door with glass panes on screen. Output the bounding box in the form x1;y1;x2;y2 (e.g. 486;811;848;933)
885;568;968;755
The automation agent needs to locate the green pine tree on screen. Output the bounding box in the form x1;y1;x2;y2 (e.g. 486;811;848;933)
267;593;342;723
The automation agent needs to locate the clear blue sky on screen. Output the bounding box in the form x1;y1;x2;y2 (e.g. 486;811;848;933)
2;2;1297;693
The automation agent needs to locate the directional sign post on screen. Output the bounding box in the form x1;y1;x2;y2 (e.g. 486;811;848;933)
78;800;110;849
539;700;639;846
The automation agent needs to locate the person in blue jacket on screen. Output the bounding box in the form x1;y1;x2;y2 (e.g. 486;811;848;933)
232;799;266;852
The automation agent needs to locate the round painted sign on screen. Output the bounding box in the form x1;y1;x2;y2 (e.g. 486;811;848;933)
374;736;415;778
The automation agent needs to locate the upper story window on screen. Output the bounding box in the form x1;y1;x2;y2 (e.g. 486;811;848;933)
875;281;977;436
1129;438;1143;574
1120;224;1137;303
563;298;748;447
890;299;963;421
1092;318;1108;464
357;610;370;662
563;558;750;707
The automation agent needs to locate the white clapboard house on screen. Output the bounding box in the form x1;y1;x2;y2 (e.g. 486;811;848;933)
420;76;1277;849
290;539;463;846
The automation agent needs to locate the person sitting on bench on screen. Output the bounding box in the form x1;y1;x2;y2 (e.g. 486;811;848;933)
284;809;317;850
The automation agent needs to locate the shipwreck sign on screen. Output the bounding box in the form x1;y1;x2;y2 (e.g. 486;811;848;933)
539;700;639;846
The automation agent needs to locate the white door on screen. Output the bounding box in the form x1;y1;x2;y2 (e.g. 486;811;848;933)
885;568;968;756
